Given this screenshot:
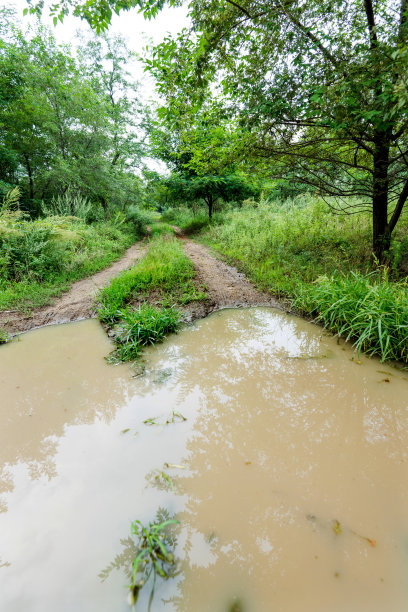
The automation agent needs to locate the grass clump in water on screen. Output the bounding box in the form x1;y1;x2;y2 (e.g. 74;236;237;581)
295;270;408;363
127;516;179;609
112;304;181;361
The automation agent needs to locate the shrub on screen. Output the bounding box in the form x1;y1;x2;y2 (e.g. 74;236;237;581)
125;206;153;238
0;224;68;282
42;188;93;221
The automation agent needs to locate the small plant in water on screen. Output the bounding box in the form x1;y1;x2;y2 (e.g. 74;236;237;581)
127;515;179;609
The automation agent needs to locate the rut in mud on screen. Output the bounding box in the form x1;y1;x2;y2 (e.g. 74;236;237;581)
0;241;147;336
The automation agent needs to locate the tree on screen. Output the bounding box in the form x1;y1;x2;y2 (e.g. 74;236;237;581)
165;172;256;218
0;11;145;213
146;0;408;262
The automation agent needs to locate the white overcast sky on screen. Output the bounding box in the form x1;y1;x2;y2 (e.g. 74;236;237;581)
9;0;190;103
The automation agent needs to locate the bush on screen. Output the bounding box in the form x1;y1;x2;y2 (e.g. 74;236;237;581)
42;188;93;221
0;221;68;282
0;211;135;310
125;206;153;238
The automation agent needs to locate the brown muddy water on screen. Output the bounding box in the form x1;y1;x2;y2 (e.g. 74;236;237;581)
1;308;408;612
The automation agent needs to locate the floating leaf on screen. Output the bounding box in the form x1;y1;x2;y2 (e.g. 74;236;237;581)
332;520;342;535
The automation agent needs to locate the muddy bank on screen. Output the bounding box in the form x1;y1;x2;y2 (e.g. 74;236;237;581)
0;241;147;337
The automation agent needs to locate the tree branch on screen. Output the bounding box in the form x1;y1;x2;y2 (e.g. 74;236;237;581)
388;177;408;232
277;0;339;67
225;0;252;19
364;0;378;49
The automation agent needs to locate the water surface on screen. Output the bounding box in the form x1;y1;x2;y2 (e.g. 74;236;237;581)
1;309;408;611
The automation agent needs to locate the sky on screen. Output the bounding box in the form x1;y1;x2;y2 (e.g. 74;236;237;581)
10;0;190;103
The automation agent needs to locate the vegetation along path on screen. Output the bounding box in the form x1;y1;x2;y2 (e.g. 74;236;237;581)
0;241;148;337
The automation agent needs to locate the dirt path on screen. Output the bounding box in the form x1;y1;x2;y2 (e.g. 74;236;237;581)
1;227;283;337
0;241;147;336
173;228;283;320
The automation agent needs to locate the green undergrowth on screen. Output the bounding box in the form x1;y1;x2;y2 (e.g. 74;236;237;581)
97;232;206;361
0;327;10;344
112;304;181;361
149;222;174;238
0;213;144;311
199;195;408;363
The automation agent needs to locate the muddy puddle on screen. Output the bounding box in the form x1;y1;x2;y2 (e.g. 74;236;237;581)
1;308;408;611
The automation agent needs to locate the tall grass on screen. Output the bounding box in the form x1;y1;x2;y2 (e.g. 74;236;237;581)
203;196;374;297
201;194;408;363
0;213;136;310
295;270;408;362
161;207;225;235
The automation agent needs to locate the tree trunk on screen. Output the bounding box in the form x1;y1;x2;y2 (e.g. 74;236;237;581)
207;194;213;219
372;135;390;263
23;154;34;200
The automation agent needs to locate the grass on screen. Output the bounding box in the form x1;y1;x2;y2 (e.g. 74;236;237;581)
0;327;10;344
97;231;207;361
113;304;181;361
197;194;408;363
0;214;142;311
295;270;408;362
161;206;225;235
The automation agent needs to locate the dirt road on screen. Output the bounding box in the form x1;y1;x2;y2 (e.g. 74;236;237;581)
179;235;282;320
0;230;282;337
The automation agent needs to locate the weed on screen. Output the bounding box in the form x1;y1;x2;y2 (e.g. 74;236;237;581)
201;195;408;363
143;410;187;426
97;233;206;361
0;215;135;311
125;206;154;238
149;223;174;238
41;188;93;221
127;515;179;609
97;235;201;325
0;327;10;344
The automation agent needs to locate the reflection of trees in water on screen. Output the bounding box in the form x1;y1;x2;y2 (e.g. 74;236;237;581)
143;308;405;611
0;370;131;507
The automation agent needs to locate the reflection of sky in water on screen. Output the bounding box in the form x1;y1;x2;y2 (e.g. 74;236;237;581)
1;309;408;611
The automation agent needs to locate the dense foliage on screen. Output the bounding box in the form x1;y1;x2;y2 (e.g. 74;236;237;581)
147;0;408;262
0;7;144;216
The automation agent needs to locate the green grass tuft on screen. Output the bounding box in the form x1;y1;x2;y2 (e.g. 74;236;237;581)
112;304;181;361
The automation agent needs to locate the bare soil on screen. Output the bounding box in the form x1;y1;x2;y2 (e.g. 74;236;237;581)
0;241;147;337
173;228;283;321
